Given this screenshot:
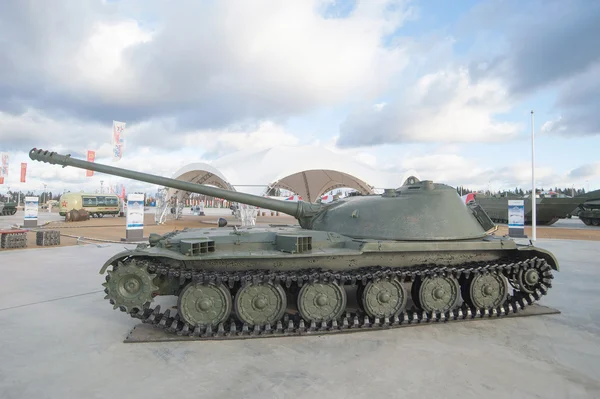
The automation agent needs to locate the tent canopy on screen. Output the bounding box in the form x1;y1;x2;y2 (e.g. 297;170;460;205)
166;145;414;203
269;169;373;202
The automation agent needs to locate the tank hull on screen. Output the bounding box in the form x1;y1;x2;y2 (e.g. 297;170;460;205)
579;210;600;226
574;190;600;226
0;202;17;216
474;195;580;225
99;226;557;340
101;226;558;273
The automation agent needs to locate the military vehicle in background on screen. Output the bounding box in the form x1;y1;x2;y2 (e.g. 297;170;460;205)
59;192;121;218
473;191;581;226
29;148;558;340
571;189;600;226
0;201;17;215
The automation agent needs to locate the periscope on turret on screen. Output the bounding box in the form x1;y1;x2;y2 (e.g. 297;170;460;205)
27;147;559;340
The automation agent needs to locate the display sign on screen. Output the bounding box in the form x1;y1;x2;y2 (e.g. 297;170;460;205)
24;197;38;220
24;196;39;227
508;199;526;238
126;193;145;230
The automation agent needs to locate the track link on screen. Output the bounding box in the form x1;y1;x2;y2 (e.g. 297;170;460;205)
108;257;554;340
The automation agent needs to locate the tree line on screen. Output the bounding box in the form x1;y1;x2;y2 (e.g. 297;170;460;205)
456;186;589;196
0;191;61;203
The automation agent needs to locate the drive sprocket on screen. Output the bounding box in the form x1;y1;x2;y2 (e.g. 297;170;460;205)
103;259;159;313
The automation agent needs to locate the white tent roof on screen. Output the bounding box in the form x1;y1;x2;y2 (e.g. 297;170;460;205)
268;169;373;202
169;145;414;202
167;162;235;201
211;145;410;195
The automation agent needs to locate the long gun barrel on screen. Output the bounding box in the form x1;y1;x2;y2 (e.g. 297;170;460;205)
29;148;323;223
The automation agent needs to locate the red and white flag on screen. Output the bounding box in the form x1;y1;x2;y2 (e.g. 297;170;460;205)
86;150;95;177
112;121;126;162
20;162;27;182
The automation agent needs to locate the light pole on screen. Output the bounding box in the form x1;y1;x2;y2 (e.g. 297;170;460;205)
531;110;536;241
100;180;104;194
43;184;47;204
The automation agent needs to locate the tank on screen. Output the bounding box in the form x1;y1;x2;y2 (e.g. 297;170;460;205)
29;148;559;339
473;192;581;226
572;189;600;226
0;201;17;215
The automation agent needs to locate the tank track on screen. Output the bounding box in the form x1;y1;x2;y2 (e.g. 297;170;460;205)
110;256;554;340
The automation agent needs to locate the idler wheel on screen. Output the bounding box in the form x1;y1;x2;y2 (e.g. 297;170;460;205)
102;260;159;313
360;278;407;318
234;282;287;326
517;268;540;294
463;272;508;309
178;282;232;327
593;219;600;226
297;281;346;322
412;275;460;313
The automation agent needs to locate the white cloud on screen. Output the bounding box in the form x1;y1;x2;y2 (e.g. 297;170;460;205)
0;109;111;151
0;0;412;126
338;67;521;147
336;148;596;193
180;121;300;158
568;162;600;180
2;0;600;198
128;0;411;109
539;62;600;137
73;20;154;97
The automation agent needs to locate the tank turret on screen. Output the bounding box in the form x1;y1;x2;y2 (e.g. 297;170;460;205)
29;148;493;240
27;147;559;341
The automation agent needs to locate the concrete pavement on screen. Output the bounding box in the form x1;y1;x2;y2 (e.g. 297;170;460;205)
0;239;599;398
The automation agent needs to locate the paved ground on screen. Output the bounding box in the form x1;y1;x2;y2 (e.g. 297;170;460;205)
547;217;598;230
493;216;600;231
0;238;599;398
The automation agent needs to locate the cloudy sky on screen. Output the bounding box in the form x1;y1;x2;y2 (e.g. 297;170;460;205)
1;0;599;197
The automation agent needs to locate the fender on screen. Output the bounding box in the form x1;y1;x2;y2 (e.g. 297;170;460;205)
517;245;560;271
99;250;137;274
98;250;190;274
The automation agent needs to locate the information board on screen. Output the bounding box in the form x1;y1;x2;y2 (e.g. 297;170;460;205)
24;196;39;227
126;193;145;230
508;199;526;238
24;196;39;220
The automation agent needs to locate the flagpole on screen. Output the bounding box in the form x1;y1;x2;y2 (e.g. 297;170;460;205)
531;110;536;241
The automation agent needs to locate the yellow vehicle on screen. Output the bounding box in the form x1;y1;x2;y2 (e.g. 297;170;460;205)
59;192;121;218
